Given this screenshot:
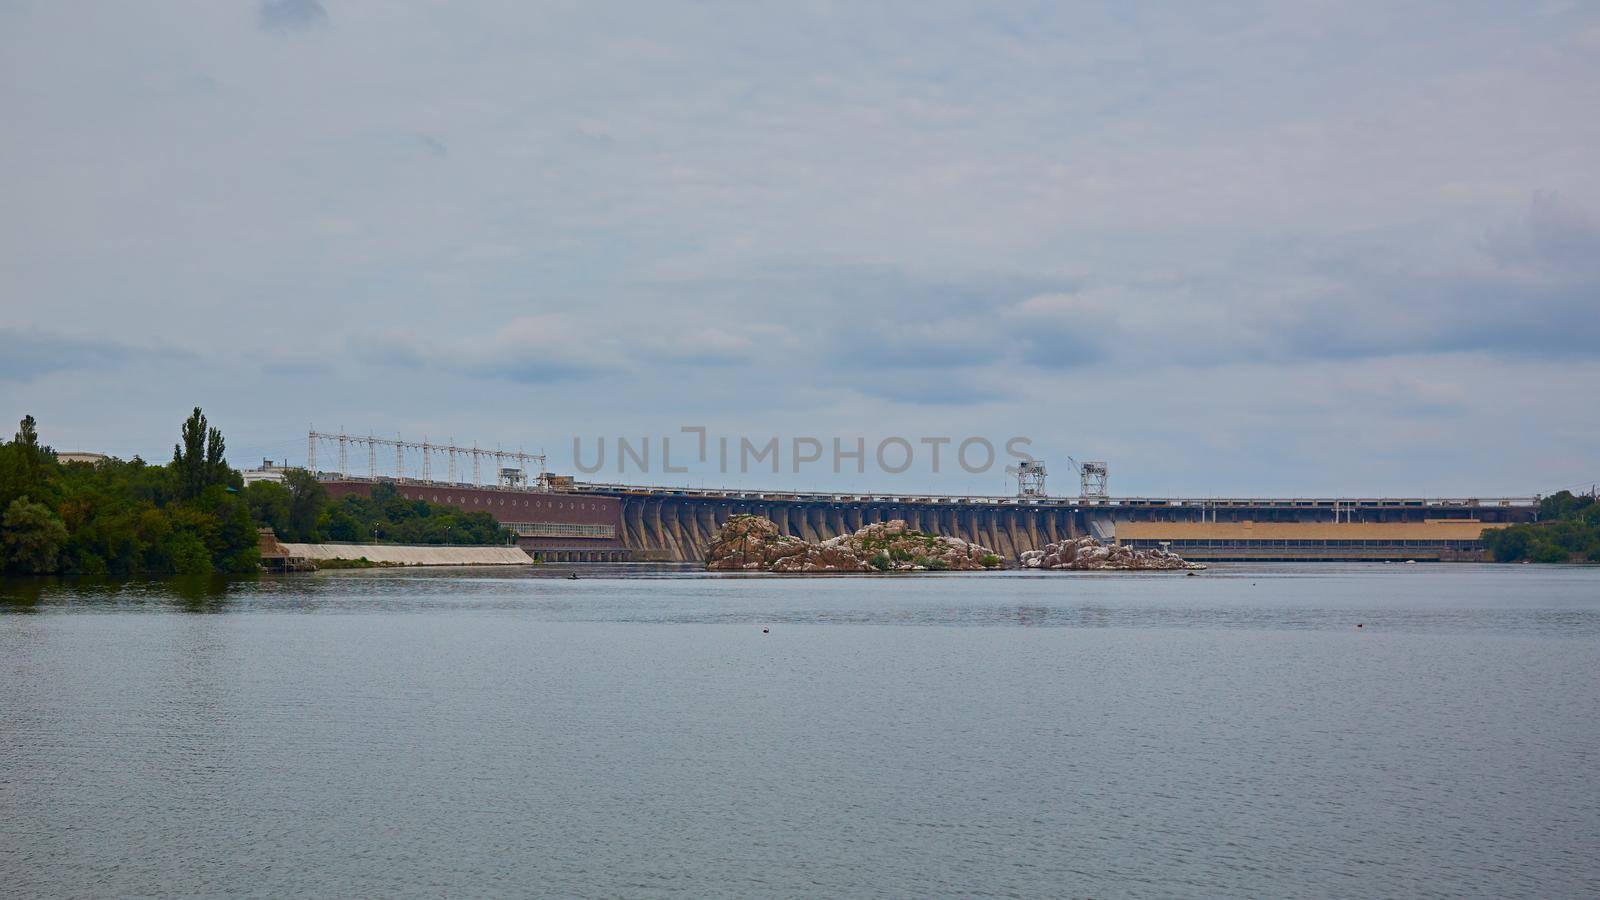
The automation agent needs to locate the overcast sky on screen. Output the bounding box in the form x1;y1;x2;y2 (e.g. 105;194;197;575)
3;1;1598;496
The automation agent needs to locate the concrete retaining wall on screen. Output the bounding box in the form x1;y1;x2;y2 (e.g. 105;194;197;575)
280;543;534;566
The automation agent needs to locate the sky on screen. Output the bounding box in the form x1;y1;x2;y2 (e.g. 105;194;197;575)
3;0;1598;497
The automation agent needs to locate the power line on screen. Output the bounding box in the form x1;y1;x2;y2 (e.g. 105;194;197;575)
306;430;547;489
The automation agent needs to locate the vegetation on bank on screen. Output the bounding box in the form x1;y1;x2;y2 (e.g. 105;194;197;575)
248;479;509;546
1;410;512;577
311;557;406;570
1482;491;1600;563
2;410;259;576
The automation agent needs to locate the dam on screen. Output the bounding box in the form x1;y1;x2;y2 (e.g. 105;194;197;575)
297;428;1537;563
583;484;1535;563
313;475;1536;563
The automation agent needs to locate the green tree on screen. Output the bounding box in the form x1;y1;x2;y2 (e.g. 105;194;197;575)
1;414;57;512
172;407;228;500
2;497;69;574
283;469;328;541
1483;526;1529;563
1484;490;1600;563
167;531;213;575
0;410;514;575
244;480;292;535
210;491;261;574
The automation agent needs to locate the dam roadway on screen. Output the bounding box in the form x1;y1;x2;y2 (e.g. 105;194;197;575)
318;476;1540;563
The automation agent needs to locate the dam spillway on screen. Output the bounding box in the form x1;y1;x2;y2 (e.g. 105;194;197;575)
594;487;1537;563
609;492;1087;562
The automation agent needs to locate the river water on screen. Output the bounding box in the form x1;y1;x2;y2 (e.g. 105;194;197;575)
3;564;1598;897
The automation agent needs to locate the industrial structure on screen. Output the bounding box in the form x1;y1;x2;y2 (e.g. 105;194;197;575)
1015;460;1047;498
577;485;1532;563
306;431;546;490
306;430;616;562
1070;458;1110;499
300;431;1538;563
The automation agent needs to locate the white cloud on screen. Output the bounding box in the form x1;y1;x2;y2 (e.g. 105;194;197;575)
3;1;1599;493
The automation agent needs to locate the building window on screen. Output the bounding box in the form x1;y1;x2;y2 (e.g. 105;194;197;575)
507;522;618;539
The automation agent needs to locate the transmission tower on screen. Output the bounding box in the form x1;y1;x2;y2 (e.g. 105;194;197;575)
304;431;547;490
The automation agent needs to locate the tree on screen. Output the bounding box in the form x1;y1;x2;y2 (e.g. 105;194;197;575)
172;407;227;500
211;492;261;573
320;504;370;542
167;531;213;575
1483;526;1529;563
245;480;292;535
2;497;68;574
1;414;56;511
283;469;328;541
15;414;41;454
1485;490;1600;563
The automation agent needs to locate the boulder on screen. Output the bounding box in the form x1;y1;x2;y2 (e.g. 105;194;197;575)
1019;535;1204;571
702;514;811;571
705;515;1004;573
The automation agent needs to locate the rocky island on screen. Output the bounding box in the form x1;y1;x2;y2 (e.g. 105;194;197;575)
705;515;1004;572
1020;536;1205;570
704;515;1203;572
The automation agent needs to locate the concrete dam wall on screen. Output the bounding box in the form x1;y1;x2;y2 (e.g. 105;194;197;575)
281;542;535;566
613;495;1085;562
312;477;1539;564
594;490;1539;563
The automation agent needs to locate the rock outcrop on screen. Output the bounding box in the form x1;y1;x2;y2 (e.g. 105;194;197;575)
1020;535;1204;570
705;515;1005;573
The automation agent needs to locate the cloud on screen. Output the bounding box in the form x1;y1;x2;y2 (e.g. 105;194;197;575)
967;196;1600;369
0;329;199;382
0;329;130;381
349;327;599;384
6;2;1600;493
1275;198;1600;361
1003;292;1122;369
633;209;1600;398
1484;192;1600;277
824;315;1010;372
258;0;327;33
350;312;772;385
842;375;1000;407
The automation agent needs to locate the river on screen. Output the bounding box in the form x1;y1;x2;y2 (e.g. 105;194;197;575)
3;564;1598;897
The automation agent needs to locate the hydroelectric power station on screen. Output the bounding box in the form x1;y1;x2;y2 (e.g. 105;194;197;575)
296;431;1539;563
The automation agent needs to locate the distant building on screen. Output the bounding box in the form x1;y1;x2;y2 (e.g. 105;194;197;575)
242;459;291;485
56;451;108;465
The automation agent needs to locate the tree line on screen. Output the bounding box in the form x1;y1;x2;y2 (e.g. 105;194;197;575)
1;410;511;576
244;478;508;546
1481;491;1600;563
